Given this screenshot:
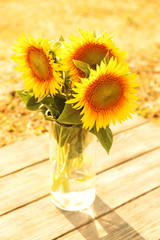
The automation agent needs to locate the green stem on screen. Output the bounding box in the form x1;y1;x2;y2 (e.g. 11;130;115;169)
57;126;63;174
57;146;61;175
52;125;93;194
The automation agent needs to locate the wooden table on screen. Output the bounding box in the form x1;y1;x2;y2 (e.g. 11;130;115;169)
0;115;160;240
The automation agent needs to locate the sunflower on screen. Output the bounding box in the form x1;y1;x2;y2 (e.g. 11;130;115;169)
58;29;127;84
12;34;63;98
67;58;139;131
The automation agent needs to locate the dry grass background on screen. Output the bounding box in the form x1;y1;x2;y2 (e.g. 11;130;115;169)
0;0;160;147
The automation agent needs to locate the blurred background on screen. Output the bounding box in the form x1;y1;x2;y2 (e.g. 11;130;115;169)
0;0;160;147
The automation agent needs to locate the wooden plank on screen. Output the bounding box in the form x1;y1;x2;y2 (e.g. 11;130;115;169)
96;121;160;172
110;115;148;135
0;115;147;177
0;122;160;215
0;148;160;239
57;188;160;240
0;133;49;177
0;161;50;216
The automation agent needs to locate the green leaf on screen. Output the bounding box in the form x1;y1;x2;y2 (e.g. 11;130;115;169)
90;126;113;154
73;60;90;77
39;94;66;121
67;128;91;160
26;96;41;111
37;95;46;103
51;124;77;147
49;50;57;61
52;41;61;50
41;94;65;111
57;104;82;125
103;51;110;64
40;105;59;121
93;30;96;38
53;94;66;113
59;34;65;41
39;105;48;115
41;103;60;119
41;96;54;106
16;90;32;105
67;142;79;160
44;114;55;122
16;90;41;111
48;106;60;118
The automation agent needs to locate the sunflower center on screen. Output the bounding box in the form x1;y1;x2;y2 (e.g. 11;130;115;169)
28;47;52;81
74;43;107;67
88;78;123;111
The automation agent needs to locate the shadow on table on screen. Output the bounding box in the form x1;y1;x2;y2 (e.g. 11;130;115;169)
60;195;145;240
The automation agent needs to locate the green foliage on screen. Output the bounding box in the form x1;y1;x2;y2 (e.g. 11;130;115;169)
52;41;62;50
90;125;113;154
16;90;41;111
93;29;96;38
57;103;82;125
73;60;90;77
59;34;65;41
26;96;42;111
16;90;113;155
16;89;66;121
16;90;33;105
51;123;89;160
51;123;79;147
103;51;110;64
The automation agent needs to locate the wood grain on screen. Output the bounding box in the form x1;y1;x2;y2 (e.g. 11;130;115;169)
57;188;160;240
96;121;160;172
0;133;49;177
0;115;147;177
110;115;148;135
0;161;50;216
0;148;159;239
0;121;159;216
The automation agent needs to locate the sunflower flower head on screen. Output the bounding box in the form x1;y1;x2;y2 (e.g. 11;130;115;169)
67;57;139;131
58;28;127;85
12;34;63;98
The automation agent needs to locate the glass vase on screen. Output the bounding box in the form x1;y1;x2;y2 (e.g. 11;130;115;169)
49;121;96;211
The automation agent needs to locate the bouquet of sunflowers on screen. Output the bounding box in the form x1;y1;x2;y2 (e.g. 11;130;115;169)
12;28;138;155
12;29;139;209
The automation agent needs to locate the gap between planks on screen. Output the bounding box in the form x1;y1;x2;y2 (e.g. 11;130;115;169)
0;158;49;179
96;145;160;176
0;147;159;239
0;116;149;178
1;121;160;217
1;184;159;240
54;187;160;240
0;145;159;218
53;185;160;240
